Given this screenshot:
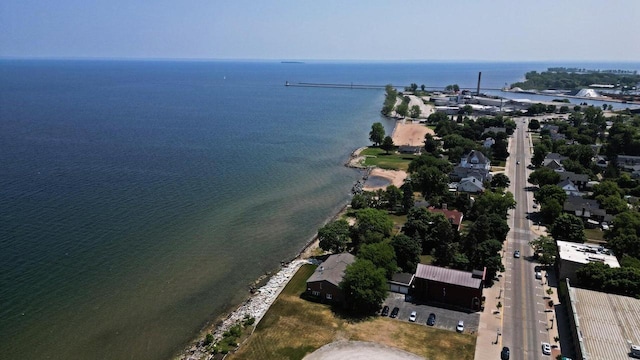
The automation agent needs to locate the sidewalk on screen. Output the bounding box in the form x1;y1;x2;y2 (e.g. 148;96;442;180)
473;273;505;359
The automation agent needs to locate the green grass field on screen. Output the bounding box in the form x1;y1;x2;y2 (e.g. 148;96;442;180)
229;264;476;360
360;147;415;171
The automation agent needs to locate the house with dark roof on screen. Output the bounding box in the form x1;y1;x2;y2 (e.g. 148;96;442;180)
451;150;492;182
451;166;491;183
388;272;414;294
306;253;355;303
413;264;485;311
556;171;589;190
543;159;565;171
457;176;485;193
398;145;422;155
427;205;464;231
557;179;582;196
482;127;506;135
563;196;612;223
459;150;490;170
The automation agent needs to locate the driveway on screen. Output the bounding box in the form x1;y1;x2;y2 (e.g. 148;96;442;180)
382;292;480;334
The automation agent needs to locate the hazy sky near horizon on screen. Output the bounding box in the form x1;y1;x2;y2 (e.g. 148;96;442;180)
2;0;639;62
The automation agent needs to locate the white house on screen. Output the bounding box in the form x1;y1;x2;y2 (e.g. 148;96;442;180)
558;179;582;196
459;150;490;170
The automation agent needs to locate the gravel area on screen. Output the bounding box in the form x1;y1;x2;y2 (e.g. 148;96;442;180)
303;341;424;360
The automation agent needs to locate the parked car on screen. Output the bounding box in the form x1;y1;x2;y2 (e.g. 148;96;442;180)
541;342;551;355
381;305;389;316
426;313;436;326
535;271;543;280
409;311;417;322
514;250;520;258
501;346;510;360
456;320;464;333
390;307;399;318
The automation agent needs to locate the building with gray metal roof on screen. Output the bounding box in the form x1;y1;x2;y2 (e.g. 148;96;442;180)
566;280;640;359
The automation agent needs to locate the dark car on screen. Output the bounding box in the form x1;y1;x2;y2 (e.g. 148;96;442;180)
501;346;510;360
381;305;389;316
390;307;399;318
426;313;436;326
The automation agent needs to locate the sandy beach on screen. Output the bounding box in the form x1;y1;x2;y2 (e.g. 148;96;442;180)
391;120;434;146
362;168;407;191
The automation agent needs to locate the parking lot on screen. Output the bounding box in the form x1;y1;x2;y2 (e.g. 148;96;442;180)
381;293;480;334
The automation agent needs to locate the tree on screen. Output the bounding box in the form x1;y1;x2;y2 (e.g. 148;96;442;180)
529;235;557;267
410;105;421;118
592;180;623;199
540;198;563;224
424;134;440;154
400;182;414;214
351;193;369;210
369;122;385;146
396;102;409;118
598;195;628;215
490;173;510;189
381;136;395;154
549;213;585;243
358;242;398;279
382;85;398;115
491;138;510;160
469;190;516;220
528;167;561;187
528;119;541;131
340;259;389;314
391;234;421;273
531;144;549;167
534;185;567;207
413;166;449;200
403;208;454;254
384;185;403;211
352;208;394;247
318;219;351;253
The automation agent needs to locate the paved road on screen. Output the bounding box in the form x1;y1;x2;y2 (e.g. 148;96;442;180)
501;119;551;359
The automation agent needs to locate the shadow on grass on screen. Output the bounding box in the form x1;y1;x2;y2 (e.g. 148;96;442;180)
298;292;374;323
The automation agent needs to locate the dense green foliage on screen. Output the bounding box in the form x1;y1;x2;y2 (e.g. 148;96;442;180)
391;233;422;273
358;242;398;279
340;259;389;314
381;85;398;115
529;236;557;267
369;122;385;146
549;213;586;243
576;262;640;298
318;219;351;253
511;70;640;90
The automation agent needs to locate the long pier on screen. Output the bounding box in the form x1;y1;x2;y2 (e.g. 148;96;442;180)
284;81;504;91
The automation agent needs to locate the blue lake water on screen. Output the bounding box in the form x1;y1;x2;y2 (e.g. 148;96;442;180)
1;60;638;359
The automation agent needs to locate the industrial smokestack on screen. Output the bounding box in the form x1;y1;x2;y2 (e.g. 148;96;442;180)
476;72;482;96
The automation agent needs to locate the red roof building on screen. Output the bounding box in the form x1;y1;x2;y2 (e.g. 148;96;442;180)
427;206;464;231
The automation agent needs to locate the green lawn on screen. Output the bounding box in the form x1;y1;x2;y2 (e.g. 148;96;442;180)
230;264;476;360
360;147;415;171
584;228;605;242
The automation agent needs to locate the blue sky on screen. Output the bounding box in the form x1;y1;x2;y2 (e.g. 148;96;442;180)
1;0;639;61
